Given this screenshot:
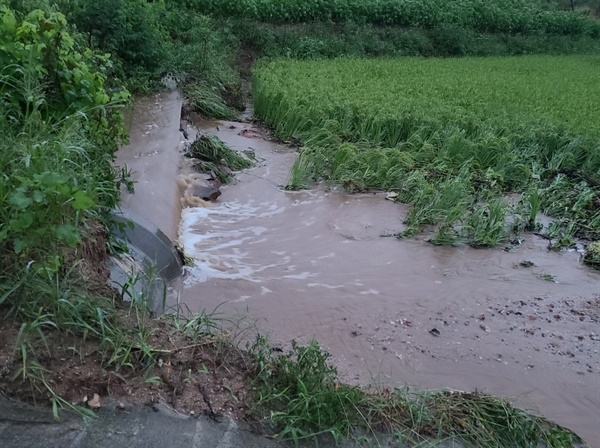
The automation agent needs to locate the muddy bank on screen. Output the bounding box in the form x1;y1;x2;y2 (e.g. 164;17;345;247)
177;120;600;446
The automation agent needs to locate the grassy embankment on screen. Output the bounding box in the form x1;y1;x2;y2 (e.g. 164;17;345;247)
0;1;597;446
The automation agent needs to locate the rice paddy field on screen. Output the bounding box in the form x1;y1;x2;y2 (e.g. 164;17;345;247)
253;55;600;248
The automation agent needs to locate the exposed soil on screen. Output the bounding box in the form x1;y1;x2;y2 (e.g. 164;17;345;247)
0;316;254;422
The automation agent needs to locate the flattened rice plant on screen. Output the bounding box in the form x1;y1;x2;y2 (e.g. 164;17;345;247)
254;55;600;247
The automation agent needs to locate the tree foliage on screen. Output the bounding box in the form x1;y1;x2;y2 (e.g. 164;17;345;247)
189;0;600;36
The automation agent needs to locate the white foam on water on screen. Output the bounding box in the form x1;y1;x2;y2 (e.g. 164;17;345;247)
283;271;317;280
317;252;336;259
249;238;269;245
179;200;287;285
307;283;345;290
359;289;380;295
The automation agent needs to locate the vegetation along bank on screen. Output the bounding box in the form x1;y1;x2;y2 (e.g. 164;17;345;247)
0;0;598;446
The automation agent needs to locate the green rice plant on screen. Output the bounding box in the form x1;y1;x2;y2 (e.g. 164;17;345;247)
401;172;471;243
547;220;578;250
522;186;543;231
464;198;509;247
287;147;331;189
540;174;599;239
188;135;253;170
254;55;600;246
186;134;253;183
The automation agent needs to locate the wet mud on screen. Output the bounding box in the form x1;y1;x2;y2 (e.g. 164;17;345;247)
175;119;600;446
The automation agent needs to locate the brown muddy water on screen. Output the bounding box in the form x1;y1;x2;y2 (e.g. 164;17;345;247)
119;94;600;446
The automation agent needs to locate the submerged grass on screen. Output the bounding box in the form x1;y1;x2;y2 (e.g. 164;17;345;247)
253;55;600;247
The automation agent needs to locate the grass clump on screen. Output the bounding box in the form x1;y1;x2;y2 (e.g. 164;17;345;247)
182;83;237;120
252;339;365;444
539;273;558;282
186;135;253;183
250;338;582;447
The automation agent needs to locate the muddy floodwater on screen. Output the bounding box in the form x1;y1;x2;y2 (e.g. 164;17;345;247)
119;94;600;446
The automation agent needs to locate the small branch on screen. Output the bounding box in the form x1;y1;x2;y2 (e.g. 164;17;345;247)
144;341;214;356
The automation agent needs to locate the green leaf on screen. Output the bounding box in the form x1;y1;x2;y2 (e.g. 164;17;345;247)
35;171;67;188
42;255;61;273
71;190;94;210
52;223;80;246
32;190;46;203
13;238;26;254
9;213;34;231
9;190;32;208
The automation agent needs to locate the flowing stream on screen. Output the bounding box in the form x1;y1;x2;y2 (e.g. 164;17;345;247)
119;94;600;446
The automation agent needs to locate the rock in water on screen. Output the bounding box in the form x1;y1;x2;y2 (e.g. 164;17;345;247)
188;181;221;201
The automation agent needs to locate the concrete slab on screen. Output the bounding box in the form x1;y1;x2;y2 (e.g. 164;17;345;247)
0;396;279;448
116;90;184;242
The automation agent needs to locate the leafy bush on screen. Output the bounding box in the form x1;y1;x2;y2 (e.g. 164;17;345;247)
234;20;600;60
0;6;129;280
190;0;600;37
164;11;243;109
70;0;168;76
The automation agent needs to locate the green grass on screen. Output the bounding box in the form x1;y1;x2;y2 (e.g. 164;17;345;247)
253;55;600;246
249;338;582;447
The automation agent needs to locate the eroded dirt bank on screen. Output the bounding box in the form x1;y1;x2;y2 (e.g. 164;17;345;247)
177;118;600;446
